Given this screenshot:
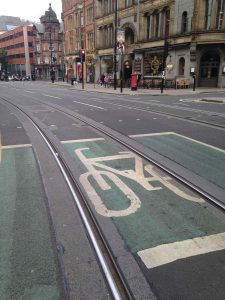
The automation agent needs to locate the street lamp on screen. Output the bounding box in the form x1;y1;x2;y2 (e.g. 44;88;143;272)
161;15;170;94
48;3;54;82
114;0;118;90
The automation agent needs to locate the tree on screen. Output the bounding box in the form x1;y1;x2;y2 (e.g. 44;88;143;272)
0;50;8;72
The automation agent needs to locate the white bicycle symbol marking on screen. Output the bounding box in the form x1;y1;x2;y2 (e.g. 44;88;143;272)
76;148;204;217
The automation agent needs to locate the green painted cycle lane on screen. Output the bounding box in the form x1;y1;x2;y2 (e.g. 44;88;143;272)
131;132;225;190
63;138;225;269
0;146;60;299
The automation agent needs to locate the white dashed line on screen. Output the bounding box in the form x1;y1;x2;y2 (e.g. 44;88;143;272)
73;100;105;110
43;94;62;99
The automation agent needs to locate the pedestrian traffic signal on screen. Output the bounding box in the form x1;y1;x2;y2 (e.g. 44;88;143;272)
79;50;85;62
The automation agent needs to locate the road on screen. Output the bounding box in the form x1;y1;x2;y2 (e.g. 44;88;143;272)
0;80;225;300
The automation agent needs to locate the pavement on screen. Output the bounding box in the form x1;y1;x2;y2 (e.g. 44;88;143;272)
52;81;225;98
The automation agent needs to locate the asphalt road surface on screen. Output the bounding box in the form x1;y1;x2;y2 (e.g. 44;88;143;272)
1;80;225;300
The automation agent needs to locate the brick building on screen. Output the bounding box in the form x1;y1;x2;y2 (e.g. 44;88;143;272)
0;25;34;77
62;0;95;82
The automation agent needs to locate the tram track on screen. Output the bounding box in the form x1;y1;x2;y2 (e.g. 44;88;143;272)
1;94;225;210
1;94;225;299
0;96;134;300
81;96;225;130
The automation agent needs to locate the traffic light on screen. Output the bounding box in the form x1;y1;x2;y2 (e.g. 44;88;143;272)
79;50;85;62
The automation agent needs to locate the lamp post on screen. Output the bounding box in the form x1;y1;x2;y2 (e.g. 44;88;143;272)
114;0;118;90
48;3;54;82
161;13;170;94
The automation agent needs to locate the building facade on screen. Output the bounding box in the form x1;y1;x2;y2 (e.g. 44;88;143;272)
0;25;34;76
62;0;95;82
32;4;63;80
95;0;225;88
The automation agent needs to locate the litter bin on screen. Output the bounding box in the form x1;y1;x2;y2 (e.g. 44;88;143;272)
131;74;138;90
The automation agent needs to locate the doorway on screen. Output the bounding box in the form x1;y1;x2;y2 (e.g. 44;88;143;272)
198;51;220;87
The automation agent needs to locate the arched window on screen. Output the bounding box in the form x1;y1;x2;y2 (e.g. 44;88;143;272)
125;27;134;45
179;57;185;75
181;11;188;33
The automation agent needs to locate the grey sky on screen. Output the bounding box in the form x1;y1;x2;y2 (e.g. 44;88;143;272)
0;0;62;22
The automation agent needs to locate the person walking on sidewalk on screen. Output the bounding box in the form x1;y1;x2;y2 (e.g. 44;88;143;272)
104;73;110;88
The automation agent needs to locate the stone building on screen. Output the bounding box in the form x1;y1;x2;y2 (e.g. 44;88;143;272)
95;0;225;88
62;0;95;82
32;4;63;80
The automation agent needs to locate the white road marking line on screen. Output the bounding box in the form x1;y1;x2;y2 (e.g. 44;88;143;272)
129;132;225;153
138;232;225;269
43;94;62;99
61;138;104;144
118;120;123;122
25;90;35;93
17;126;22;129
2;144;32;149
136;119;140;121
73;100;105;110
179;98;201;102
130;132;174;138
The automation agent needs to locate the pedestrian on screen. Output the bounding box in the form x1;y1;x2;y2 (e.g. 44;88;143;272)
50;69;55;83
79;73;83;83
137;72;142;87
104;73;109;88
100;74;105;86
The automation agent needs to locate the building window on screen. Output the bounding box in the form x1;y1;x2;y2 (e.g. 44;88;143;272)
154;11;160;38
179;57;185;75
80;11;84;27
181;11;188;33
216;0;225;29
87;31;94;49
125;0;133;8
146;15;151;40
204;0;210;30
68;15;73;31
75;13;79;26
76;29;80;49
87;7;93;24
164;8;170;37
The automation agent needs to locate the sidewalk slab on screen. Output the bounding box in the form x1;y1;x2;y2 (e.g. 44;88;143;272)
51;81;225;98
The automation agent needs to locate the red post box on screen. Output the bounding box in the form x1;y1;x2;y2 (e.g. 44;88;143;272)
131;73;138;90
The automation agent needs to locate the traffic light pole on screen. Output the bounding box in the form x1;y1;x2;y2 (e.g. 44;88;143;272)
81;57;84;90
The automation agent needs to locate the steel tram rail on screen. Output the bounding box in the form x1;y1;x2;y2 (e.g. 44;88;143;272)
0;96;133;300
17;95;225;212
